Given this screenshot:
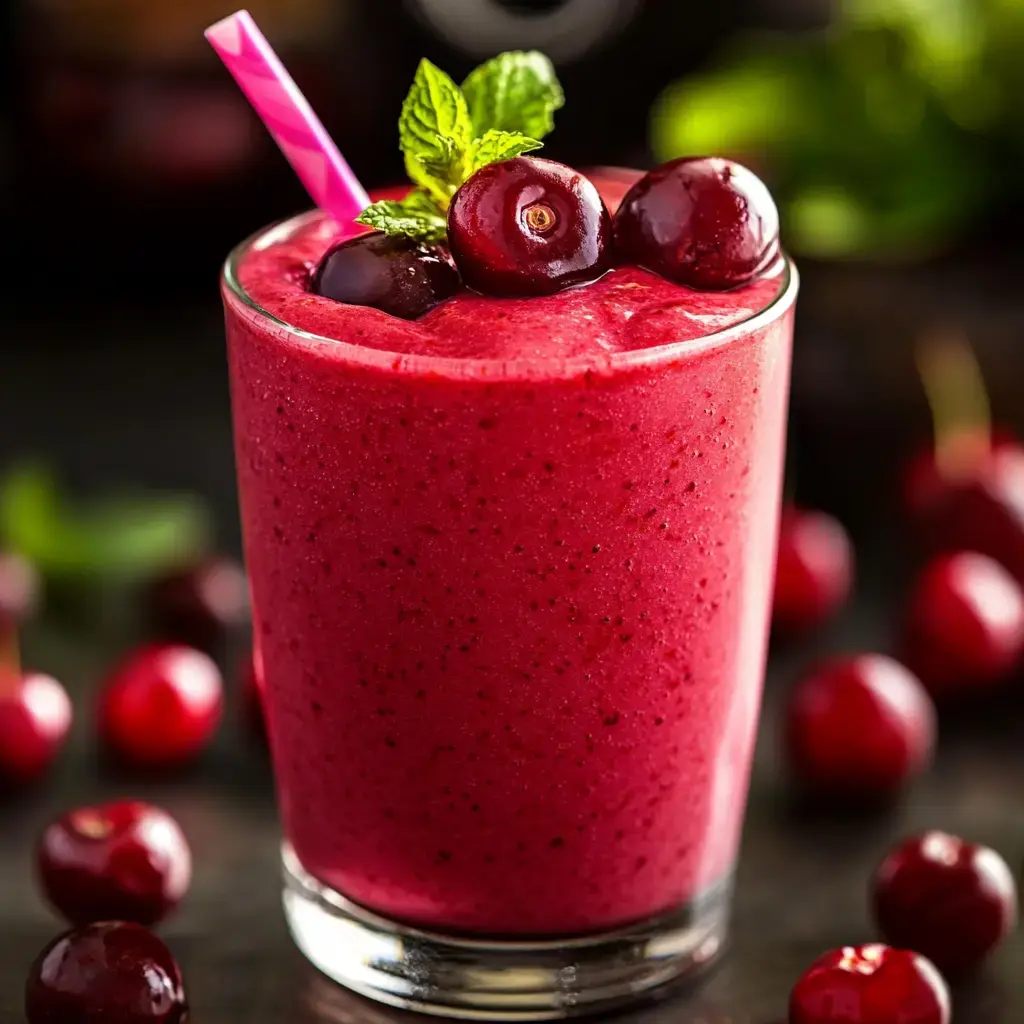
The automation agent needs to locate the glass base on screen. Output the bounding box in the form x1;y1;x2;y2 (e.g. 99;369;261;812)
282;845;729;1019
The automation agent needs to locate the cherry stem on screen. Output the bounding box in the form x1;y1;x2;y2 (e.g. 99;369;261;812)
0;620;20;695
915;330;991;481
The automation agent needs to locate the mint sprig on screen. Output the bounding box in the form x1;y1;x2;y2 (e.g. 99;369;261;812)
355;51;563;245
462;51;564;140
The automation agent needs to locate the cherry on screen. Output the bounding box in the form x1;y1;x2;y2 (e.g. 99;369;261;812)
25;921;187;1024
447;156;613;297
773;506;854;632
0;672;72;786
614;156;779;290
147;556;249;652
784;654;935;801
0;550;40;626
312;231;459;320
789;944;949;1024
902;551;1024;697
872;831;1017;977
37;801;191;927
905;438;1024;584
97;644;223;769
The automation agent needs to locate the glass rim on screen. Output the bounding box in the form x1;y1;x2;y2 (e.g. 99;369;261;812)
222;209;799;382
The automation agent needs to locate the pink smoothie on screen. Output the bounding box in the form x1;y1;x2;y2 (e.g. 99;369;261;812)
223;174;795;936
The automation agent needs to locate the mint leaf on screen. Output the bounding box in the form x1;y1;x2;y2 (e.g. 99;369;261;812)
462;51;564;140
0;463;210;579
356;189;447;243
399;59;473;205
470;129;543;171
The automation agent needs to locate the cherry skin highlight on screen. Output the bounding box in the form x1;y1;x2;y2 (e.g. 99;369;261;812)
97;644;223;769
872;830;1017;976
313;231;460;320
447;156;613;297
25;921;187;1024
773;506;853;632
784;654;935;801
37;800;192;926
902;551;1024;697
614;156;780;290
789;944;950;1024
0;672;72;786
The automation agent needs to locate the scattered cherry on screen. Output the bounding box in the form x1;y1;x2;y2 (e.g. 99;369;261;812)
37;801;191;927
784;654;935;801
789;944;950;1024
447;156;613;296
312;231;460;320
773;506;854;632
904;437;1024;583
97;644;223;769
872;831;1017;977
0;550;40;626
614;156;780;290
147;556;249;652
0;672;72;786
25;921;187;1024
902;551;1024;697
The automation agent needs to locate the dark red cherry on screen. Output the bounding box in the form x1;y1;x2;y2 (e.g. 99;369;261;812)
447;156;613;297
37;801;192;926
789;944;950;1024
147;556;249;652
97;644;223;769
902;551;1024;697
0;672;73;787
25;921;187;1024
312;231;459;320
773;506;854;633
872;831;1017;976
614;156;779;290
784;654;935;801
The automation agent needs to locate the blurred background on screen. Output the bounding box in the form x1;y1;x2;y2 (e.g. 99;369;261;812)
2;0;1023;606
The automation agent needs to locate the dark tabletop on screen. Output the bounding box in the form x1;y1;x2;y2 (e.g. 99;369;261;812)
2;297;1023;1024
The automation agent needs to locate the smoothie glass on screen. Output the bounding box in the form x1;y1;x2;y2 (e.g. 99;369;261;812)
221;200;797;1018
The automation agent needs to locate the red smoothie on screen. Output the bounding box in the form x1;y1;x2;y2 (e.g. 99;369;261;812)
223;175;795;936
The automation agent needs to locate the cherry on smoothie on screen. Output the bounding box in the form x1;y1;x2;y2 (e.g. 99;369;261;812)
312;231;460;320
447;156;613;297
97;644;223;769
0;550;40;626
872;831;1017;977
773;506;853;633
37;800;192;927
788;944;950;1024
902;551;1024;697
614;156;780;290
147;556;249;652
784;654;935;801
0;672;73;786
25;921;187;1024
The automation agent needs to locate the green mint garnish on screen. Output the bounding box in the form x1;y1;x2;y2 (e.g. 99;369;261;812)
469;129;543;171
462;51;564;140
355;51;562;245
355;189;447;244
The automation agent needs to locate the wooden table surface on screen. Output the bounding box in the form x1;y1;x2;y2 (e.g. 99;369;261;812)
2;302;1023;1024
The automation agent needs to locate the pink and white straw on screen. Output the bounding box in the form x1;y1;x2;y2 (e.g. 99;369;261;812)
205;10;370;225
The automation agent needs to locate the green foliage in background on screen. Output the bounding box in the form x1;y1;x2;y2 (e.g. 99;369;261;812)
0;464;210;581
652;0;1024;260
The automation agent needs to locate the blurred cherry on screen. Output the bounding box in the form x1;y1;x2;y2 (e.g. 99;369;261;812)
0;672;73;787
773;507;853;633
903;551;1024;697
